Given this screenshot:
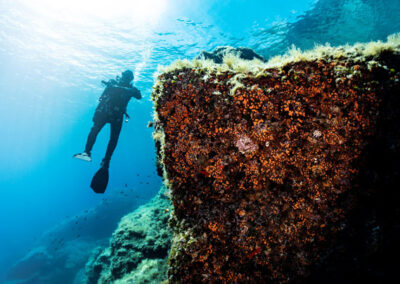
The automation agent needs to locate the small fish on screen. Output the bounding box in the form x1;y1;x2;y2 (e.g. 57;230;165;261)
125;184;128;187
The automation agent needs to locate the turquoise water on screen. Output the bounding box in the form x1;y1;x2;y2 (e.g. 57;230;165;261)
0;0;399;282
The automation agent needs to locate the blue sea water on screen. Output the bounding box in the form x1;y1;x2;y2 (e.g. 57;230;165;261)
0;0;399;282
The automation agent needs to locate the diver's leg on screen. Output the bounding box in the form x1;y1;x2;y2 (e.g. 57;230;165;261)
102;117;123;168
84;118;107;155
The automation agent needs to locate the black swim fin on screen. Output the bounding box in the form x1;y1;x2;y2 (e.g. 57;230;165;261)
90;167;109;194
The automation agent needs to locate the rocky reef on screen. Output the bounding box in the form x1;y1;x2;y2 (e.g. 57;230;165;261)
196;46;266;64
83;187;172;284
152;35;400;283
5;192;142;284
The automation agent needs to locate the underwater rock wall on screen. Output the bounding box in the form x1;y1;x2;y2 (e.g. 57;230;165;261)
152;35;400;283
83;188;172;284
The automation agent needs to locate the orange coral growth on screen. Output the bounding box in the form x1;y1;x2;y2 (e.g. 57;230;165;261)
153;54;400;282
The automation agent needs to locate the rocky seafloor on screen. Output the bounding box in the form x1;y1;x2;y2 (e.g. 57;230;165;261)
5;192;144;284
83;188;172;284
152;34;400;283
5;188;172;284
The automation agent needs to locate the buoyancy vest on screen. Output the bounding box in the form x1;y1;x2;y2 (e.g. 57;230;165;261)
95;85;133;119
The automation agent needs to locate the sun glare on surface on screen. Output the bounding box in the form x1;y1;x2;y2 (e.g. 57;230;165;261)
25;0;167;22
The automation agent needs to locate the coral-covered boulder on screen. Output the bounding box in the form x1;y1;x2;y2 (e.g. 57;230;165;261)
153;35;400;283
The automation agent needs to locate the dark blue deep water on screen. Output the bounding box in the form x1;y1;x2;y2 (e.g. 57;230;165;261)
0;0;399;282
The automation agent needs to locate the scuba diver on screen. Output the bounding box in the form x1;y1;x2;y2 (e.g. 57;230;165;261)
73;70;142;170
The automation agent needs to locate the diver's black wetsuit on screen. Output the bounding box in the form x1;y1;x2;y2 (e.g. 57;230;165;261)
84;83;141;165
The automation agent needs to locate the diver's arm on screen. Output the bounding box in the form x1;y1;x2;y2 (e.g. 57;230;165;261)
108;85;142;99
130;87;142;100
